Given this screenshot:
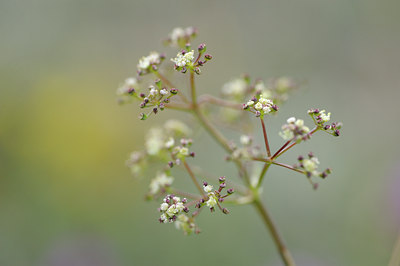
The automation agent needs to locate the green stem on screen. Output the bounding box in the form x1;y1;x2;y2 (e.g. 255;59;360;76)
253;199;296;266
189;71;295;265
257;163;271;188
389;230;400;266
183;160;205;196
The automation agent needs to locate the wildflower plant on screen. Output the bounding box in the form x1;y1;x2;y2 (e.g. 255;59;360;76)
117;27;342;265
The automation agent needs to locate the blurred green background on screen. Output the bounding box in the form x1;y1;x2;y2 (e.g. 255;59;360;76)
1;1;400;265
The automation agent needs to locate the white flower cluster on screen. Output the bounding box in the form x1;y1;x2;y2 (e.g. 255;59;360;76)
126;151;146;177
302;157;320;175
171;50;194;68
116;77;137;96
149;172;174;195
159;195;188;223
203;184;217;209
221;78;247;98
174;214;195;235
254;80;272;99
145;128;164;156
164;119;192;137
167;27;197;47
279;117;310;142
244;96;277;117
137;51;162;72
308;108;331;125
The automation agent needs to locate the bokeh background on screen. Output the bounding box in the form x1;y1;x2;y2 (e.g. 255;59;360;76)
1;1;400;265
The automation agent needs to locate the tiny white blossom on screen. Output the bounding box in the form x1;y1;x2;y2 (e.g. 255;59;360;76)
160;203;169;211
171;50;194;67
287;117;296;124
254;102;263;110
203;185;213;193
303;157;320;173
164;120;192;136
137;52;161;71
263;106;271;113
148;87;158;97
165;137;175;149
149;172;174;194
160;89;168;95
240;135;251;146
206;195;217;208
179;147;189;157
145;128;164;155
169;27;185;44
319;110;331;123
246;100;255;106
222;78;247;97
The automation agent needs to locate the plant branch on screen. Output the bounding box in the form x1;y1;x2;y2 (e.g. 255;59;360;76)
257;163;271;188
154;71;190;104
183;160;205;196
253;199;296;266
198;94;243;110
274;127;319;159
189;71;295;266
260;118;271;157
252;157;305;174
271;140;291;160
389;230;400;266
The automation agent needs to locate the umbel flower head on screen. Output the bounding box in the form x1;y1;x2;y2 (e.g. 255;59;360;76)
137;51;165;75
279;117;311;143
195;179;234;214
164;26;197;48
293;153;332;189
308;108;342;136
243;96;278;118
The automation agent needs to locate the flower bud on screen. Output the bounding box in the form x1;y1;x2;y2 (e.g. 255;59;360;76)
219;176;226;183
222;208;230;214
170;88;178;94
227;188;234;194
139;113;147;120
204;54;212;60
198;43;206;52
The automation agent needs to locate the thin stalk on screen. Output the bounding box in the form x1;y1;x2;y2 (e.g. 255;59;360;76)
183;160;205;196
389;230;400;266
198;94;243;110
252;157;305;174
154;71;190;104
189;71;295;265
274;127;319;159
260;118;271;157
253;199;296;266
257;163;271;188
271;140;291;160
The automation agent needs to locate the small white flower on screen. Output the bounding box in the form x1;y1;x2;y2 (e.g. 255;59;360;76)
254;102;263;110
263;106;271;113
148;87;158;97
179;147;189;157
287;117;296;124
160;203;169;211
246;100;255;106
303;158;319;173
203;185;213;193
222;78;247;97
165;137;175;149
319;110;331;123
137;52;161;71
206;195;217;208
171;50;194;67
172;196;181;202
240;135;251;146
164;120;192;136
169;27;185;44
145;128;164;155
160;89;168;95
149;172;174;194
